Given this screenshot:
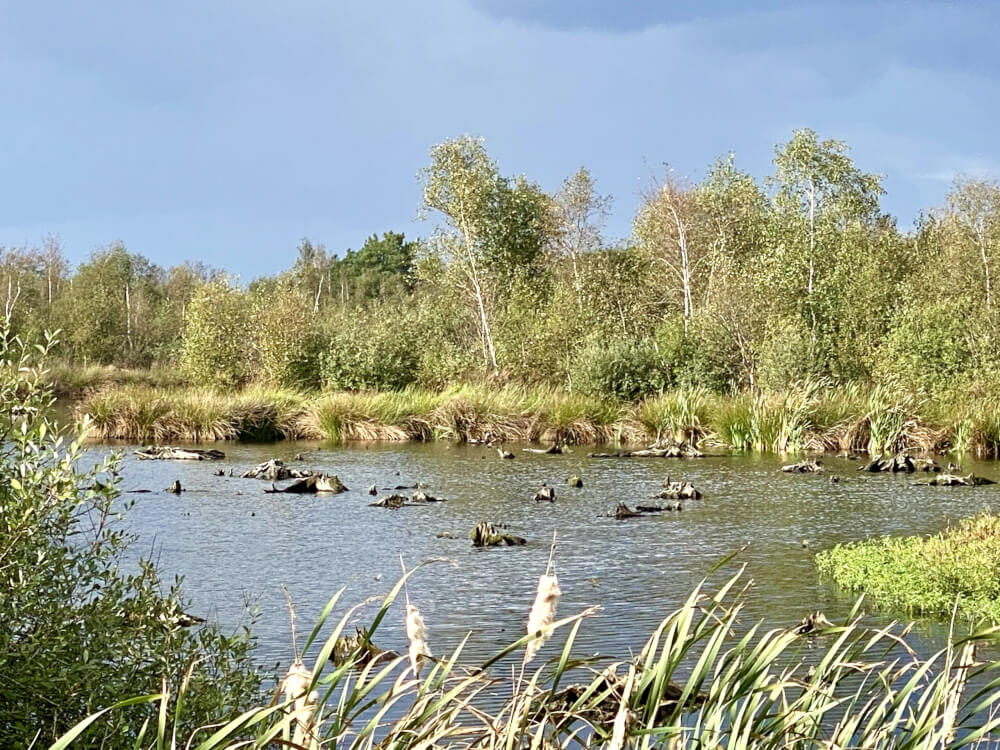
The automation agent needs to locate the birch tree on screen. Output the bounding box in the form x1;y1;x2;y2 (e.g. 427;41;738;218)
550;167;611;309
945;177;1000;312
421;136;550;374
633;173;705;332
771;129;883;340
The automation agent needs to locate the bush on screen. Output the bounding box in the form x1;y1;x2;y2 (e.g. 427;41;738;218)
875;297;978;394
570;335;666;401
320;307;420;391
251;289;324;389
756;318;817;392
180;281;253;388
0;326;262;747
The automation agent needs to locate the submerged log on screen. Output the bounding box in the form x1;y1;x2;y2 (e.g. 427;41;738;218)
241;458;313;481
533;485;556;503
636;502;682;513
609;502;641;520
917;473;997;487
411;491;446;503
134;446;225;461
265;474;347;494
858;454;917;473
656;476;702;499
781;460;823;473
522;444;569;455
589;441;703;459
470;522;526;547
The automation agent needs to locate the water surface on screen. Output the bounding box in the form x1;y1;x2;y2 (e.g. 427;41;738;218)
94;441;1000;671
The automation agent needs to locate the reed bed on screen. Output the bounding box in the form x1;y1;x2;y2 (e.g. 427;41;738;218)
74;380;1000;455
55;567;1000;749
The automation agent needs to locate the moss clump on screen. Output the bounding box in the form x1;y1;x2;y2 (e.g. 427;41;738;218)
816;513;1000;622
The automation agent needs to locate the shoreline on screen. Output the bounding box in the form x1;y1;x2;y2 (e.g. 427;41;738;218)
71;380;1000;455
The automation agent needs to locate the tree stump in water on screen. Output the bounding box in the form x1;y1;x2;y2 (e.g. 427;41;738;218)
470;522;526;547
657;477;702;499
241;459;313;481
369;494;408;509
533;485;556;502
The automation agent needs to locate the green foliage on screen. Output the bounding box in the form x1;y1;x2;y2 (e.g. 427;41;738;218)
0;325;261;748
250;287;324;389
877;296;979;394
570;335;666;401
320;306;420;391
817;513;1000;622
180;280;253;388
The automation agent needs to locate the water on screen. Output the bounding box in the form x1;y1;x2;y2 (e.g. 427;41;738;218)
91;441;1000;673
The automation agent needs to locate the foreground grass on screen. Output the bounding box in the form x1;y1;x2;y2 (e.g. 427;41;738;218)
817;513;1000;623
53;567;1000;749
75;378;1000;453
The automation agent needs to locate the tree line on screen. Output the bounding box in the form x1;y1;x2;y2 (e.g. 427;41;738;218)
4;128;999;402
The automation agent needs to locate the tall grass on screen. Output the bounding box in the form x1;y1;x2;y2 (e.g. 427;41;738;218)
76;379;1000;455
79;385;317;442
636;388;711;446
53;567;1000;749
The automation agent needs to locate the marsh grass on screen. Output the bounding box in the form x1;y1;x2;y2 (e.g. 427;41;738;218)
46;361;187;397
55;567;1000;749
636;389;711;446
817;512;1000;623
75;379;1000;456
79;385;316;442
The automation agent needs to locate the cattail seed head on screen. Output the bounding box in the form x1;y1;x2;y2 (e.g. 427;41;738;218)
525;573;560;663
405;602;431;677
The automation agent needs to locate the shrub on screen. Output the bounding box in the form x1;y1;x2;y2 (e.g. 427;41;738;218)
250;289;324;389
569;335;666;401
180;281;253;388
320;307;420;391
0;326;262;747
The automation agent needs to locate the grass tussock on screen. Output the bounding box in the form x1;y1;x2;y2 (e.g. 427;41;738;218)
79;385;316;442
75;378;1000;454
55;566;1000;749
817;512;1000;623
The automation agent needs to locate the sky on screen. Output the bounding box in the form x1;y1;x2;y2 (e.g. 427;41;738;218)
1;0;998;281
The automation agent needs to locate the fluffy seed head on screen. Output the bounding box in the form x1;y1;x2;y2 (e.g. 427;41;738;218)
525;573;560;663
405;603;431;677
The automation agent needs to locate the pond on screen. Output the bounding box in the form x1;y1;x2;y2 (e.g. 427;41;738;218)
94;441;1000;673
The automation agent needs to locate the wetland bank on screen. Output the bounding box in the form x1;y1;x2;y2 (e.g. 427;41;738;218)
10;127;1000;746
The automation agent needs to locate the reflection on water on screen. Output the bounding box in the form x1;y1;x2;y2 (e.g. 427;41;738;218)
92;441;1000;671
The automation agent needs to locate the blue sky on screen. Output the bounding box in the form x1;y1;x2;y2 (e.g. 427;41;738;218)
1;0;997;280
